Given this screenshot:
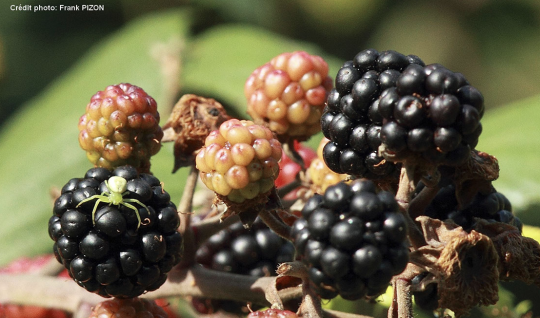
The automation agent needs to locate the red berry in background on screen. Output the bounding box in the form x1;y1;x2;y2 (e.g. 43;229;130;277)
275;141;316;188
248;308;298;318
0;255;71;318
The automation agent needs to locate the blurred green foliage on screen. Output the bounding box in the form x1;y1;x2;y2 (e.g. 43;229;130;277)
0;1;539;317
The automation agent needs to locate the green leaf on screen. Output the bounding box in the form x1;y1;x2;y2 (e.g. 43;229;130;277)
0;8;191;266
477;94;540;212
182;24;343;118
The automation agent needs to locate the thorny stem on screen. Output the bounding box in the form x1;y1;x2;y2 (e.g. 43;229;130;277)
0;266;302;313
177;165;199;266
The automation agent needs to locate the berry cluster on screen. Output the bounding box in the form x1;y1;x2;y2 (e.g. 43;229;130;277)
196;119;282;205
291;180;409;300
372;51;484;165
321;49;422;178
417;181;522;232
88;297;168;318
245;51;333;141
196;217;294;279
78;83;163;173
193;217;295;314
48;166;182;298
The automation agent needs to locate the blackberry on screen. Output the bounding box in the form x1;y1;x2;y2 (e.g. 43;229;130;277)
322;49;425;180
196;119;282;215
78;83;163;173
245;51;333;142
292;180;409;300
48;166;182;298
411;273;439;311
377;60;484;165
88;297;168;318
421;181;522;232
193;217;295;315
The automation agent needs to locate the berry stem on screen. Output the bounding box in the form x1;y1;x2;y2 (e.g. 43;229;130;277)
191;212;241;246
388;279;413;318
283;140;306;170
408;184;440;220
258;208;293;242
395;163;426;249
277;178;303;198
177;165;199;266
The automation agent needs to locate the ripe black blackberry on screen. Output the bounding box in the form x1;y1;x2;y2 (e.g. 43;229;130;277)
193;217;295;314
291;180;409;300
48;166;182;298
418;181;522;233
378;61;484;165
321;49;425;180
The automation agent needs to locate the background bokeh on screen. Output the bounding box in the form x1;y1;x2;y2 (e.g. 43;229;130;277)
1;0;539;317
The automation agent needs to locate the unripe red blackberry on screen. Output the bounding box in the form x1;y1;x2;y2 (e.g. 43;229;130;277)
248;308;298;318
48;166;182;298
196;119;282;212
291;179;409;300
88;297;168;318
78;83;163;173
245;51;333;142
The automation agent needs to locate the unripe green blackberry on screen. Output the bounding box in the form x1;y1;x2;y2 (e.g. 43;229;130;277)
78;83;163;173
88;297;168;318
306;138;348;193
196;119;282;208
245;51;333;142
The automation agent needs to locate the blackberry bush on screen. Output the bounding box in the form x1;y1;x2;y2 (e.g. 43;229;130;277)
291;179;409;300
48;165;182;298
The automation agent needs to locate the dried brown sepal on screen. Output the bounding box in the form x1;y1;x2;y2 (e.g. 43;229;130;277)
214;189;272;224
414;217;500;317
440;150;499;208
162;94;230;172
474;219;540;285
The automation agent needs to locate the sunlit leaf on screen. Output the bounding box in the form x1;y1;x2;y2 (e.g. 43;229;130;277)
0;8;191;266
478;94;540;211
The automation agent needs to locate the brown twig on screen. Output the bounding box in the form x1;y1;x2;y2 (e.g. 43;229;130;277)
283;140;305;170
0;266;303;312
177;165;200;266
